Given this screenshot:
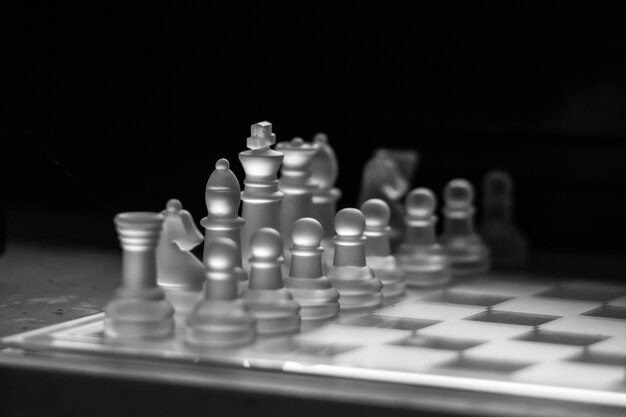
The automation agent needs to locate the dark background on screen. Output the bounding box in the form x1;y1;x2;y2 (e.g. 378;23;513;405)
3;3;625;255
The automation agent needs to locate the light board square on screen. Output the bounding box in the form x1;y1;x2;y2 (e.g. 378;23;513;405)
463;339;581;363
333;344;458;372
294;324;410;345
513;361;625;389
377;302;483;321
492;296;599;317
418;320;532;341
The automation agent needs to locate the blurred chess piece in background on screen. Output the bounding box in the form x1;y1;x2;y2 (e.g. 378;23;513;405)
357;148;417;249
480;170;527;269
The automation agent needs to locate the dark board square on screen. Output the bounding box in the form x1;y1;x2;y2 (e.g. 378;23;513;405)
538;286;626;302
582;305;626;320
422;290;512;307
568;351;626;367
343;315;438;331
466;311;557;327
392;335;483;351
438;357;529;374
516;330;608;346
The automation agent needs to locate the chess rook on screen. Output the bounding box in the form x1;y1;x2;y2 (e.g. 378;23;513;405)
395;188;453;287
276;137;320;252
439;179;490;276
239;122;284;271
201;158;247;288
309;133;341;270
105;212;175;339
480;170;527;268
284;218;340;320
242;228;301;335
156;199;205;292
186;238;256;348
326;208;383;310
361;199;406;298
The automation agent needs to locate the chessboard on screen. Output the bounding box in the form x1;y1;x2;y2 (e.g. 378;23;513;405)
3;272;626;412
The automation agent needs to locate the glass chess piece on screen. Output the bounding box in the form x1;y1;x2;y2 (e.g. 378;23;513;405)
284;218;340;320
239;122;284;272
395;188;453;287
201;158;247;291
105;212;175;339
480;170;527;269
156;199;205;292
186;238;256;348
242;228;301;335
326;208;383;310
357;149;411;248
361;198;406;298
309;133;341;272
439;179;490;276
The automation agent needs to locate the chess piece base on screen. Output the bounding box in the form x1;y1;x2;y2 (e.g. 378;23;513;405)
104;297;175;339
480;223;527;268
396;244;453;287
285;277;340;320
440;236;490;276
367;255;406;298
185;299;256;348
327;266;383;310
243;288;301;335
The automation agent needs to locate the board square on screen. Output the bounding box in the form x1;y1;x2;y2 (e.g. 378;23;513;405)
391;334;484;351
294;324;410;345
451;279;553;297
515;330;607;346
253;338;359;358
589;336;626;358
538;283;626;303
466;310;557;327
609;295;626;308
540;316;626;337
569;351;626;367
377;302;483;321
462;339;581;363
436;357;529;375
418;320;532;341
492;296;599;317
513;361;625;389
333;344;458;373
421;290;511;307
341;315;438;331
583;305;626;320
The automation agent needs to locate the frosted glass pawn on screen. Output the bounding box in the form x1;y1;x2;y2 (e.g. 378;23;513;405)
309;133;341;271
439;179;490;276
201;158;247;290
186;238;256;348
326;208;383;310
156;199;205;292
284;218;340;320
395;188;452;287
480;170;527;268
242;228;301;335
105;212;175;339
361;199;406;298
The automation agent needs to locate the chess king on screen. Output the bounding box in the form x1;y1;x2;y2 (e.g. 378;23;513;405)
238;122;284;271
